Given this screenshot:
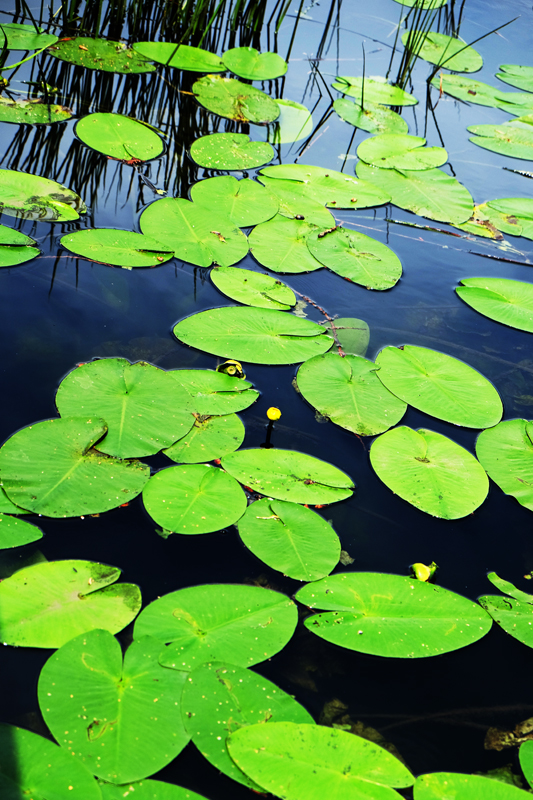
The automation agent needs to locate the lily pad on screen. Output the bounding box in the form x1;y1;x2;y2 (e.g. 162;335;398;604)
296;572;492;656
48;37;156;73
164;413;245;463
60;229;173;268
431;74;533;115
370;426;489;519
210;266;296;309
173;306;333;364
170;369;259;414
296;353;407;436
99;780;210;800
324;317;370;356
267;99;313;144
393;0;447;6
140;198;248;267
182;661;313;788
191;176;278;226
249;215;326;273
190;132;273;170
133;42;225;72
375;344;503;428
133;583;298;670
38;629;190;783
356;161;474;224
497;64;533;93
357;133;447;171
334;97;409;135
55;358;196;458
520;740;533;789
401;31;483;72
456;277;533;332
479;594;533;651
414;772;530;800
488;197;533;239
0;417;149;517
469;115;533;160
332;75;418;106
454;202;522;239
237;498;341;581
476;419;533;511
307;226;402;290
221;447;354;504
0;222;39;266
76;112;164;160
0;485;27;514
256;178;336;226
222;47;287;80
142;463;247;534
0;169;86;221
0;559;141;647
0;22;57;50
193;74;280;123
0;95;72;125
0;515;43;549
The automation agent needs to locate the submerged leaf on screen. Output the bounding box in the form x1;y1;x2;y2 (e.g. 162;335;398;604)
60;229;173;268
357;133;447;171
401;31;482;72
0;169;86;221
133;42;225;71
193;74;280;123
324;317;370;356
75;112;164;160
48;37;155;73
210;266;296;309
476;419;533;512
190;132;273;170
191;176;278;227
334;97;409;135
267;99;313;144
457;277;533;332
222;46;287;80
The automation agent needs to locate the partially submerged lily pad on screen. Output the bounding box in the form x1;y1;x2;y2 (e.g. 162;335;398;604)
48;37;156;73
164;413;245;464
332;76;418;106
75;112;164;160
133;42;225;72
60;229;174;268
324;317;370;356
222;46;287;80
401;31;483;72
189;132;274;170
193;74;280;123
357;133;447;171
267;99;313;144
191;176;278;227
0;96;72;125
0;169;86;221
210;266;296;309
334;97;409;135
476;419;533;511
457;277;533;332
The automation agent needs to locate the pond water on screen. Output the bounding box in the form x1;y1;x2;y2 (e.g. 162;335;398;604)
2;0;533;797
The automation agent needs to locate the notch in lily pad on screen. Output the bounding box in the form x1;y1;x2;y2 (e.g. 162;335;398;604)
222;46;287;80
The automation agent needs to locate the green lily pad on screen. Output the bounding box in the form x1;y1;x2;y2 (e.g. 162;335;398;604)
256;178;336;226
133;42;225;72
38;629;190;783
393;0;447;6
0;169;86;221
476;419;533;511
75;112;164;160
182;661;313;788
164;413;245;464
173;306;333;364
0;95;72;125
479;594;533;651
189;132;274;170
307;226;402;290
140;198;248;267
133;583;298;670
497;64;533;93
60;229;173;268
486;571;533;603
375;344;502;427
401;31;483;72
488;197;533;239
370;426;489;519
296;572;492;656
0;22;57;50
456;277;533;332
324;317;370;356
237;498;341;581
0;515;43;549
357;133;447;171
431;74;533;115
356;161;474;224
55;358;196;458
0;485;27;514
520;740;533;789
0;417;149;517
99;779;210;800
221;447;354;504
296;353;407;436
48;37;156;73
469;115;533;159
414;772;530;800
454;202;522;239
0;559;141;647
267;99;313;144
332;76;418;106
170;369;259;414
0;222;39;266
333;97;409;135
193;74;280;123
222;47;287;80
210;266;296;309
249;215;325;273
142;463;247;535
191;176;278;227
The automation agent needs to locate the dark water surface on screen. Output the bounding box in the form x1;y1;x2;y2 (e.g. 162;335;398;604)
2;0;533;795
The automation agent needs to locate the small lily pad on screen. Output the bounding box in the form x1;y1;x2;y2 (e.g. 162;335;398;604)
60;229;173;268
210;266;296;309
222;46;287;80
193;74;280;123
191;176;278;227
48;37;156;73
324;317;370;356
75;112;164;160
164;413;245;464
189;132;274;170
133;42;225;72
334;97;409;135
0;222;39;266
332;76;418;106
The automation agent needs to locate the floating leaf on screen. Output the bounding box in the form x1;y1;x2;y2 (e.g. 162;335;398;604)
133;42;224;72
210;266;295;309
0;417;149;517
0;95;72;125
497;64;533;93
38;629;189;783
332;76;418;106
0;169;86;221
356;161;473;224
222;46;287;80
227;721;414;799
191;176;278;226
0;485;27;514
249;215;326;273
393;0;447;7
48;37;155;73
357;133;447;171
171;369;259;414
193;74;280;123
99;779;210;800
486;571;533;603
61;229;173;268
324;317;370;356
221;448;354;504
488;197;533;239
134;583;298;671
415;773;530;800
520;741;533;789
189;132;273;170
267;99;313;144
375;344;502;427
0;515;43;549
469;115;533;159
479;594;533;651
401;31;482;72
256;178;336;226
182;661;313;788
164;413;244;463
370;426;489;519
333;97;409;135
0;222;39;266
307;226;402;290
140;198;248;267
142;464;247;534
237;498;341;581
431;74;533;115
76;112;164;160
296;572;491;656
296;353;407;436
0;559;141;647
476;419;533;511
456;277;533;332
0;22;57;49
173;306;333;364
454;202;521;239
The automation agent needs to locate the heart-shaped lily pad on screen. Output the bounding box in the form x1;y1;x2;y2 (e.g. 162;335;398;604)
222;47;287;80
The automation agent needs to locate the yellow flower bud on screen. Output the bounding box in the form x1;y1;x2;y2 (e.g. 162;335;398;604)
267;407;281;421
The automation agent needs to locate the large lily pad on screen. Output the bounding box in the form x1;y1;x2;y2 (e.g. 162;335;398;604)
164;413;244;464
210;266;295;309
0;95;72;125
0;169;86;221
221;448;354;504
170;369;259;414
296;572;492;656
0;417;149;517
468;115;533;160
192;74;280;123
296;353;407;436
0;559;141;648
189;133;274;170
249;215;325;273
268;99;313;144
60;229;173;268
497;64;533;93
414;773;530;800
334;98;409;135
48;37;155;73
0;222;39;266
75;113;164;160
134;583;298;670
237;498;341;581
375;344;503;428
476;419;533;511
401;31;483;72
370;426;489;519
99;780;210;800
191;176;278;227
222;47;287;80
456;277;533;332
133;42;225;72
256;178;336;226
357;133;447;171
0;22;57;50
38;629;190;783
0;515;42;549
173;306;333;364
332;76;418;106
140;198;248;267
